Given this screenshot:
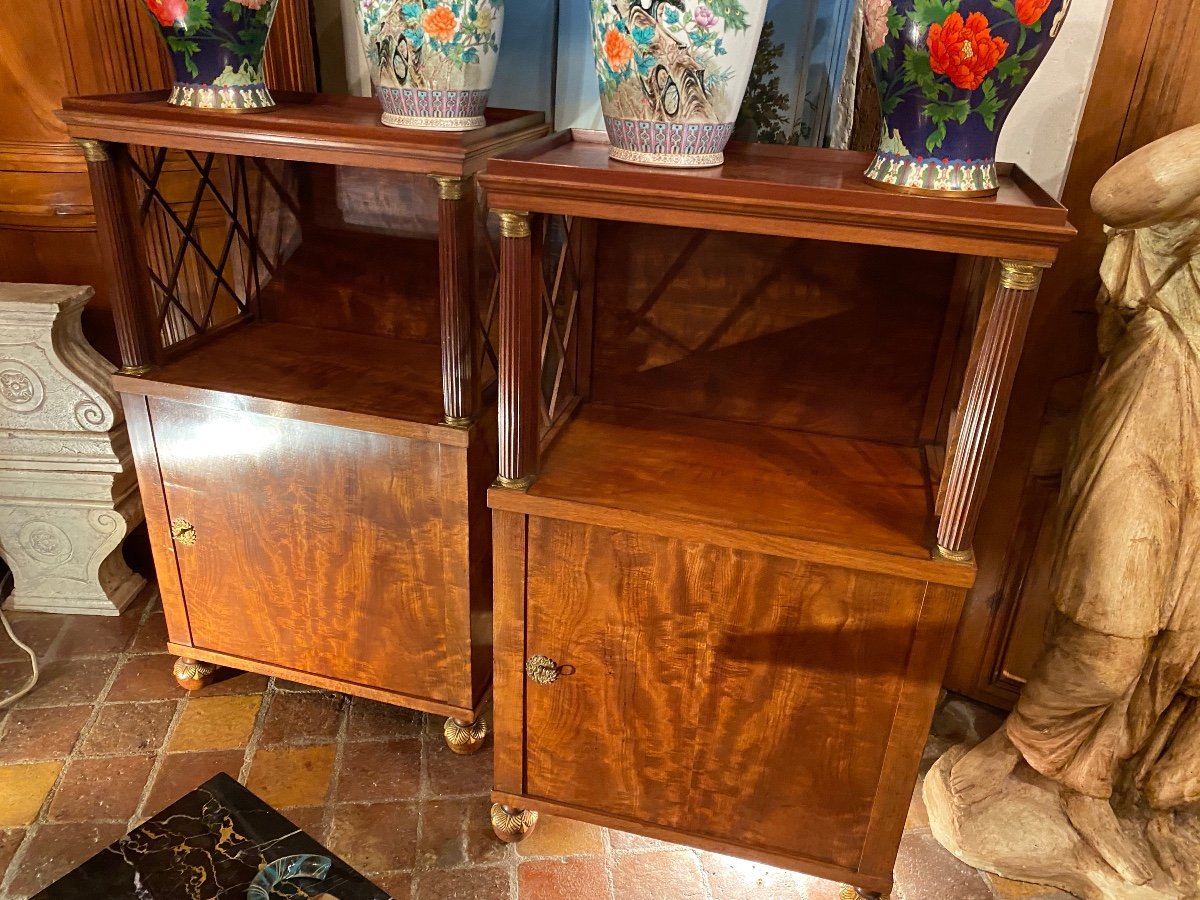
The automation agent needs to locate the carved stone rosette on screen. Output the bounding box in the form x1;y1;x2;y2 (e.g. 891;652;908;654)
0;283;146;615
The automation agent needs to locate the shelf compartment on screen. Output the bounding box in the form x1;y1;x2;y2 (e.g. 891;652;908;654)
114;320;457;443
489;403;973;587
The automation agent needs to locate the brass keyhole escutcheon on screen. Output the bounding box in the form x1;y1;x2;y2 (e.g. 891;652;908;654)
525;655;560;685
170;518;197;546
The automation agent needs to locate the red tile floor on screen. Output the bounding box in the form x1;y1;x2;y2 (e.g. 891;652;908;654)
0;592;1074;900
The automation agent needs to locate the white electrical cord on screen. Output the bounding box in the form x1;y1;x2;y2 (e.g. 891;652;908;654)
0;572;39;709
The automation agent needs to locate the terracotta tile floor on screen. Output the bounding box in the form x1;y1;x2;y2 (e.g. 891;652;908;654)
0;594;1074;900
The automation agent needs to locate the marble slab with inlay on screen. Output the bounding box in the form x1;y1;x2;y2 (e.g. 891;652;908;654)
33;773;388;899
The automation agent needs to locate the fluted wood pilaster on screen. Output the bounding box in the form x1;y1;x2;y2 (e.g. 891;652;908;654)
77;139;157;374
496;211;538;489
434;176;480;425
937;260;1047;557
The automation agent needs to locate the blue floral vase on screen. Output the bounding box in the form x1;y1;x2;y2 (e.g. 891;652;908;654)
143;0;280;111
589;0;769;168
357;0;505;131
864;0;1071;196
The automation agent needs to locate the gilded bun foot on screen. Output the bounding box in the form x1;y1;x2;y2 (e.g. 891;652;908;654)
838;887;885;900
173;657;217;691
490;803;538;843
443;716;487;755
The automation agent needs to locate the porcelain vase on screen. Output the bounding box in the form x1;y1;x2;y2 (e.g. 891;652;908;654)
589;0;769;168
142;0;280;110
864;0;1070;196
357;0;505;131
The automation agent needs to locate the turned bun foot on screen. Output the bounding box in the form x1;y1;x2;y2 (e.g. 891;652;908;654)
173;657;217;691
839;887;885;900
490;803;538;843
443;716;487;755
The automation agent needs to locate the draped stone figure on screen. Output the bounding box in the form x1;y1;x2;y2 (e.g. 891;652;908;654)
924;123;1200;899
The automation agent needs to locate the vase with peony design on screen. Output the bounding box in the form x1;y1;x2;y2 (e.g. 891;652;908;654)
863;0;1071;196
356;0;505;131
142;0;280;110
589;0;769;168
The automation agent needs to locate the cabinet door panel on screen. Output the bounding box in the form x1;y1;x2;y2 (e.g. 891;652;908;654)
149;398;467;705
524;519;926;869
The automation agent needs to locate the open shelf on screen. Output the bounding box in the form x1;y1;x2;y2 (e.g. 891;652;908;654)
258;226;443;343
114;320;454;440
489;403;974;586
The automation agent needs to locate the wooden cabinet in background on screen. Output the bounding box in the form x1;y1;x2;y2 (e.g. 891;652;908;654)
480;132;1073;896
59;91;547;748
0;0;315;361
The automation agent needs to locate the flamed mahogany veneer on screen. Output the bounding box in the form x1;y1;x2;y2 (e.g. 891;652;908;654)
481;130;1073;893
58;91;548;751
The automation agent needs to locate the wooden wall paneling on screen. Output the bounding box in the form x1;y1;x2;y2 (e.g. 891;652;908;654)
945;0;1200;703
264;0;320;92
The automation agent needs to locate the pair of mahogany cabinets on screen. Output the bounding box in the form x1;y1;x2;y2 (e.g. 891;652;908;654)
60;91;1071;897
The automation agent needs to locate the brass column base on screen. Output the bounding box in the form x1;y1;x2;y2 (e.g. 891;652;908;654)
494;475;535;491
443;716;487;755
490;804;538;843
935;544;974;564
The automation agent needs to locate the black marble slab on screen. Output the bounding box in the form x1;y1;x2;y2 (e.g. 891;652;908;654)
33;773;389;900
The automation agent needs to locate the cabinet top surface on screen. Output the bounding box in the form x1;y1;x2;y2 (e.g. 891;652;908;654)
481;130;1075;260
58;91;548;176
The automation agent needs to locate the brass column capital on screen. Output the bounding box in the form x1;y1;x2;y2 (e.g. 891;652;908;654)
496;210;531;239
999;259;1048;291
73;138;111;163
432;175;471;201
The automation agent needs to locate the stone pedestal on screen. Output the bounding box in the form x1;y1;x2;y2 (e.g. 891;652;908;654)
0;283;145;615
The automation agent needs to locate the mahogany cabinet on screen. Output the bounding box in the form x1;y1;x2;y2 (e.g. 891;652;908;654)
58;92;547;748
480;131;1073;894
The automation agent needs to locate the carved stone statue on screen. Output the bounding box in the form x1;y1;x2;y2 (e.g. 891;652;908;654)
925;123;1200;899
0;283;145;615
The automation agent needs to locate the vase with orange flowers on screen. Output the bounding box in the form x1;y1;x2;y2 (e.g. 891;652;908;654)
589;0;769;168
356;0;505;130
864;0;1071;195
142;0;280;110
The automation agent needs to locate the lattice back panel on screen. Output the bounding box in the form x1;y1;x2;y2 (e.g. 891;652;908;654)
128;148;300;353
538;215;589;434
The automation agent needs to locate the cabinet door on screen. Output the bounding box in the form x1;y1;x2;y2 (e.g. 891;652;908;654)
149;398;469;707
524;519;927;870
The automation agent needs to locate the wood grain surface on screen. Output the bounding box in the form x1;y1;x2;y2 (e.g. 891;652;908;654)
482;131;1074;260
522;518;928;870
490;404;975;587
116;320;450;437
256;226;442;345
148;396;481;711
590;226;956;445
58;93;549;177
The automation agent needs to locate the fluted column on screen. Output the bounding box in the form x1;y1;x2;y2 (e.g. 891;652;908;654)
495;210;538;489
434;176;480;426
76;139;157;375
937;259;1048;558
